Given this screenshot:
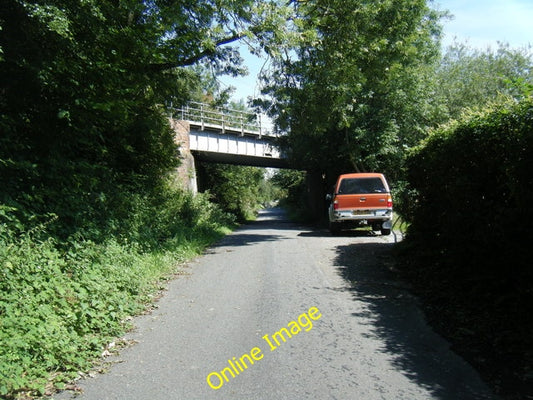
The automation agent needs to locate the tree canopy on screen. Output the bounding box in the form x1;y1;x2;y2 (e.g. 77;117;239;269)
434;42;533;121
255;2;532;188
3;1;531;230
259;0;444;182
0;0;289;235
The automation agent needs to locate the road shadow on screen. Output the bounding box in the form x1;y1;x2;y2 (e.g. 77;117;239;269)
235;207;311;233
243;219;305;232
298;229;380;238
209;208;299;248
209;232;289;249
333;242;496;400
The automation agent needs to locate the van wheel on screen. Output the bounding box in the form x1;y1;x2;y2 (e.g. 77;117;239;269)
381;228;391;236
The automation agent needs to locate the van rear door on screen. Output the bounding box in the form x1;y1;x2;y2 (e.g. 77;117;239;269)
335;176;390;211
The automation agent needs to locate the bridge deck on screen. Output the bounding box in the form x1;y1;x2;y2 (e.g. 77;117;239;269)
173;102;287;168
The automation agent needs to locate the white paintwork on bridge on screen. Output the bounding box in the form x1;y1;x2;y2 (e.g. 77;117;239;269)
173;103;287;168
188;127;281;159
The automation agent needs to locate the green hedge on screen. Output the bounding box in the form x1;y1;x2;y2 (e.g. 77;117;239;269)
401;98;533;396
0;187;235;398
406;99;533;277
196;163;270;222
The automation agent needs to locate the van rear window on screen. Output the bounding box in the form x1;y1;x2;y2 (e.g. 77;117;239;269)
338;178;386;194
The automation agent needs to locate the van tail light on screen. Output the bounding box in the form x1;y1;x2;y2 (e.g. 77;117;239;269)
333;200;339;210
387;198;393;208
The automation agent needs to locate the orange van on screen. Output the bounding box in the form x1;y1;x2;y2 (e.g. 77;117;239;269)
327;173;393;235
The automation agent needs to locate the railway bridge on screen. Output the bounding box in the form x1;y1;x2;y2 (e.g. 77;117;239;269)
170;102;287;192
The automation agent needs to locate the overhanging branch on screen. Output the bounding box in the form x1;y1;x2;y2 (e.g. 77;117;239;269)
148;32;246;72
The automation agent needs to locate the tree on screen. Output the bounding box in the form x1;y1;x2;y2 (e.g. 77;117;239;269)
270;169;307;213
0;0;290;235
197;163;266;221
432;42;533;121
260;0;444;184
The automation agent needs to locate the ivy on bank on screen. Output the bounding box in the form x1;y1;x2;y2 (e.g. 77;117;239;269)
0;188;236;399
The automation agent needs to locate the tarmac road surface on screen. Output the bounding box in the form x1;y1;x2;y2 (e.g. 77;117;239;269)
56;208;497;400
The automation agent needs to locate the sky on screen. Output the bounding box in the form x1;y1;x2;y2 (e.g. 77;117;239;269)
436;0;533;48
220;0;533;102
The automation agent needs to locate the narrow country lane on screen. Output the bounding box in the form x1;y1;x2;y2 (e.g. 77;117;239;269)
56;208;496;400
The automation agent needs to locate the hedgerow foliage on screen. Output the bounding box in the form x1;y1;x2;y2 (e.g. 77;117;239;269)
401;98;533;392
405;99;533;275
0;1;273;397
0;188;235;398
197;163;270;222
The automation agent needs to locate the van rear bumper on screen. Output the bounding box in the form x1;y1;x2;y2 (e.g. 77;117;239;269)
331;208;392;221
329;209;392;230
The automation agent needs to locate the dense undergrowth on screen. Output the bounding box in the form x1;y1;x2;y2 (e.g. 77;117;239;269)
197;163;275;222
0;185;235;399
397;98;533;399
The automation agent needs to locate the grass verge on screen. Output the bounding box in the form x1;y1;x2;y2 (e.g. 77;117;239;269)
0;192;235;399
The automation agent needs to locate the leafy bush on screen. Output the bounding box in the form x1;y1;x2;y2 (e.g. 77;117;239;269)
270;169;312;221
112;182;236;249
0;186;235;399
197;163;268;222
405;99;533;274
400;98;533;397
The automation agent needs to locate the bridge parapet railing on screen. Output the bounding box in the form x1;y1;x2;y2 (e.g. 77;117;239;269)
171;102;268;137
